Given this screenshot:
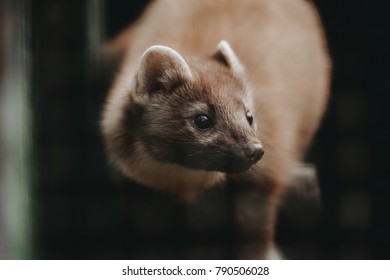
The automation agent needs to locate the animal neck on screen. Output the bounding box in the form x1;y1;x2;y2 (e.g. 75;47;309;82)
121;141;226;200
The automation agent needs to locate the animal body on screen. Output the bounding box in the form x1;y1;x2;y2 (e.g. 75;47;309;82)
101;0;330;258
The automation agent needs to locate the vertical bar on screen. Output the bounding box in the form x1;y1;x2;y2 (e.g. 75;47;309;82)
85;0;105;124
0;0;33;259
86;0;105;76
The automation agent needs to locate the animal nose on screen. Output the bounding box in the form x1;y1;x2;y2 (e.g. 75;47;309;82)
246;143;264;163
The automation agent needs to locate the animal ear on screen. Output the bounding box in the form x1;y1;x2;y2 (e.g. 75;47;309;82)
136;45;193;94
213;40;244;75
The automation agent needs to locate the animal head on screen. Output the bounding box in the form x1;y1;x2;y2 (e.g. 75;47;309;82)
109;41;264;174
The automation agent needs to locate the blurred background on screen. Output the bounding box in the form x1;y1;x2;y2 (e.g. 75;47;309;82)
0;0;389;259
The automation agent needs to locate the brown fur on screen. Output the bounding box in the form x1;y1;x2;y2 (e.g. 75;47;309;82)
101;0;330;258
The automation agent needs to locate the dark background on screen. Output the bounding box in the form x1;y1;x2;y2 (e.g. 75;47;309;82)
312;0;390;259
4;0;389;259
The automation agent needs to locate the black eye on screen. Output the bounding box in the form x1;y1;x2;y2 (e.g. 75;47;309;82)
246;111;253;125
194;114;213;130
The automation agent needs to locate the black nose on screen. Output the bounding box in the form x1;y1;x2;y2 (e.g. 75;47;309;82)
246;143;264;163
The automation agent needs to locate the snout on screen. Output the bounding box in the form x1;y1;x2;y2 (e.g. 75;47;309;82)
225;143;264;173
244;143;264;164
179;142;264;173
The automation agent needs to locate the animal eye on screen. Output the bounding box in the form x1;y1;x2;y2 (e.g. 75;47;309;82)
246;111;253;125
194;114;213;130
